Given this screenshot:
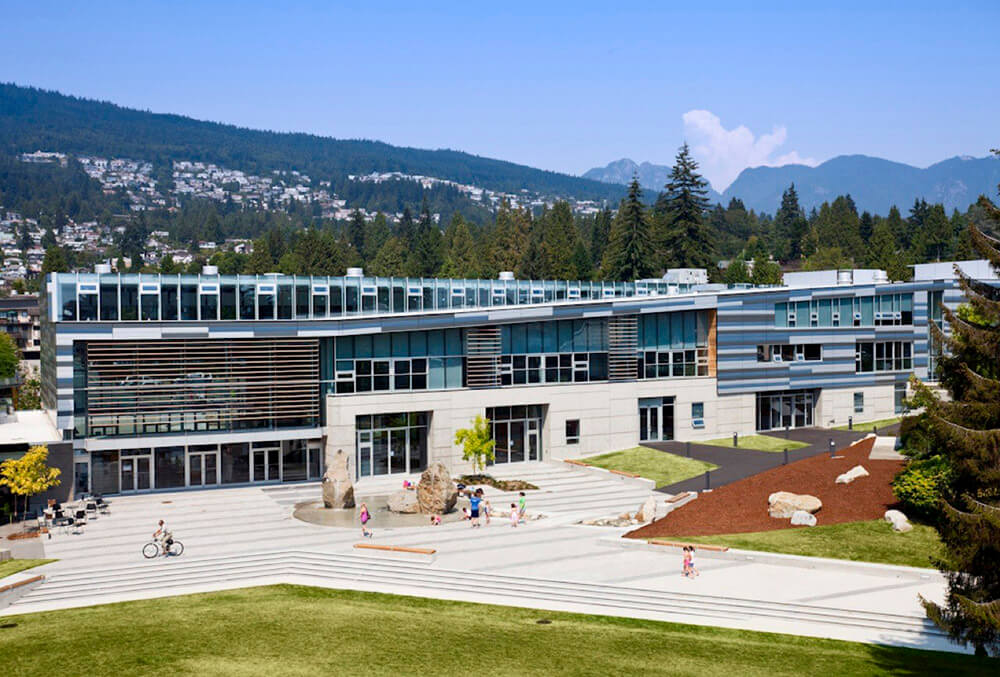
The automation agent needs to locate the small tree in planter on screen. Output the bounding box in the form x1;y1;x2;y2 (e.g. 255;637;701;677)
0;445;61;528
454;415;495;473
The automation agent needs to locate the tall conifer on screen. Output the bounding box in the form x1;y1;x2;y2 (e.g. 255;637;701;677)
600;178;654;280
660;144;715;269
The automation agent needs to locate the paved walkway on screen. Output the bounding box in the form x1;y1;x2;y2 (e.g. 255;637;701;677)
651;428;868;494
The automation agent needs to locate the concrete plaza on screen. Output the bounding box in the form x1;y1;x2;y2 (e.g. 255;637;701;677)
0;461;959;654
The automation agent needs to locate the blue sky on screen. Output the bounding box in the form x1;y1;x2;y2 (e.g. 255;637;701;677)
3;1;998;190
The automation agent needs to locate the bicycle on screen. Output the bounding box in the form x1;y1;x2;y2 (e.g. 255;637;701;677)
142;538;184;559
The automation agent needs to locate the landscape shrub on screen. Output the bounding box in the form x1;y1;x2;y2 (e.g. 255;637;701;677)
892;456;953;520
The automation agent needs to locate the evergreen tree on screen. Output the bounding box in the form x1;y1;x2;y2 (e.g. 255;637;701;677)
41;246;69;274
590;207;612;267
802;246;852;271
859;211;874;243
347;209;366;257
886;205;906;249
571;241;593;280
41;228;57;249
396;207;415;246
914;203;953;262
406;200;444;276
600;178;654;280
490;200;529;273
245;238;274;274
660;144;715;269
369;236;408;277
440;216;477;277
364;212;391;262
542;201;579;279
813;196;864;259
159;253;180;274
917;194;1000;656
866;220;908;280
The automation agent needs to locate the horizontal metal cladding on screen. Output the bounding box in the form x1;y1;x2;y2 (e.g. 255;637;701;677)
82;338;320;433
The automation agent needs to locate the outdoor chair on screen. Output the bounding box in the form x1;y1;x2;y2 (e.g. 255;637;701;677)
85;501;98;519
72;510;86;535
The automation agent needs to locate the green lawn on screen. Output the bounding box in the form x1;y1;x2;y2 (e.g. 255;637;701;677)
832;417;903;432
701;434;810;453
581;446;716;487
667;520;944;569
0;586;986;676
0;558;54;579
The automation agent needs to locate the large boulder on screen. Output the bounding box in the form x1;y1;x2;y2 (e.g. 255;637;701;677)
836;465;870;485
387;490;419;513
322;449;355;509
884;509;913;533
768;491;822;519
790;510;817;527
634;496;657;522
416;463;458;515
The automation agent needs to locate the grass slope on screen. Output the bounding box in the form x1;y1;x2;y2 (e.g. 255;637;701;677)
0;558;54;579
832;417;903;432
701;435;810;453
0;586;986;676
581;446;716;487
671;520;944;569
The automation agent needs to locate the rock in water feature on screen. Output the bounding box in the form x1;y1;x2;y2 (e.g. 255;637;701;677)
634;496;657;522
417;462;458;514
768;491;822;518
388;490;419;513
322;448;355;509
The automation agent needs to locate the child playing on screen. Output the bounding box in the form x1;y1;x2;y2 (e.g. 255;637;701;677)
430;514;442;526
359;502;373;539
509;503;519;527
682;546;692;578
517;491;527;523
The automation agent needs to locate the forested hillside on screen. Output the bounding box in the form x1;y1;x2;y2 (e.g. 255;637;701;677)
0;83;623;203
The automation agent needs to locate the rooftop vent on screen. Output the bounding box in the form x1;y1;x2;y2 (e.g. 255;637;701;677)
346;267;364;277
872;269;888;283
94;263;112;274
836;270;854;285
498;271;515;281
202;265;219;275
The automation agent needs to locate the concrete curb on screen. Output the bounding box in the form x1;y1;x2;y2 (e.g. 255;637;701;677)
0;573;46;610
606;537;941;581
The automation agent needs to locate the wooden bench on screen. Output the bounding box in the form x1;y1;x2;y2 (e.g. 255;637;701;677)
665;491;696;504
563;459;589;467
353;544;436;556
648;539;729;552
0;574;44;595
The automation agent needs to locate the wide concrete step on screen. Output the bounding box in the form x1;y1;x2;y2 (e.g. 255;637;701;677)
9;550;942;639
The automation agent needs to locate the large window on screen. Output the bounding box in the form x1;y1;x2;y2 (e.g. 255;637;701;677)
757;344;822;362
356;412;428;477
487;406;543;463
776;294;912;328
638;311;710;378
756;391;814;430
334;329;461;394
855;341;913;373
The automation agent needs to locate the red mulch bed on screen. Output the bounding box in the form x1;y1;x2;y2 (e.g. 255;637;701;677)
627;437;904;539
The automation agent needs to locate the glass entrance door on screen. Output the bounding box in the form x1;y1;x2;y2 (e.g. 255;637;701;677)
487;406;544;464
120;454;151;492
188;452;218;487
756;391;815;431
252;448;280;482
639;398;675;442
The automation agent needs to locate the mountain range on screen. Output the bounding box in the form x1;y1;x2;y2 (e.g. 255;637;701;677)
584;154;1000;215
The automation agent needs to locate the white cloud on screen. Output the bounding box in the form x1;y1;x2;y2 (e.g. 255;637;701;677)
681;110;818;192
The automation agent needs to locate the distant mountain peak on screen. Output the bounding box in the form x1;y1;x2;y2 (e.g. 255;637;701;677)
582;157;723;202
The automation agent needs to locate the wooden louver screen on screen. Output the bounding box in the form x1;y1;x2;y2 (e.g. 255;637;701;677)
465;326;501;388
84;338;320;432
608;315;638;381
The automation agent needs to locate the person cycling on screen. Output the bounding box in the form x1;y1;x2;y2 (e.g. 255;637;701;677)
153;519;173;553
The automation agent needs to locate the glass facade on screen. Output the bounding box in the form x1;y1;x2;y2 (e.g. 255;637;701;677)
928;290;945;377
756;391;814;430
757;344;822;362
326;310;712;395
487;406;543;464
356;412;429;478
51;273;698;323
775;294;913;328
855;341;913;372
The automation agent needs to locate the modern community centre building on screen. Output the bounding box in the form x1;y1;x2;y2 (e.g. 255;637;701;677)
34;260;995;497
